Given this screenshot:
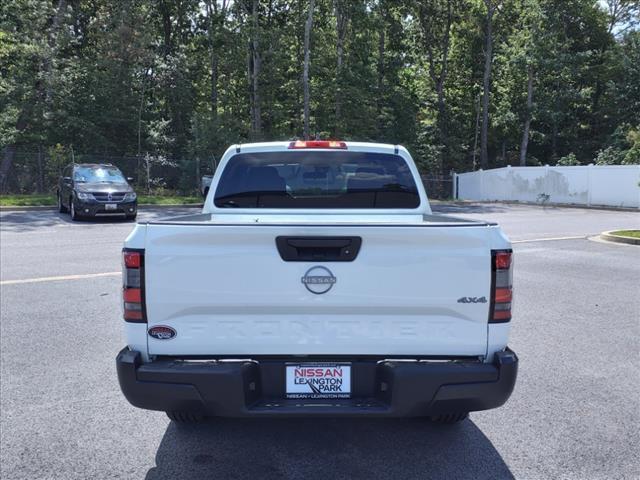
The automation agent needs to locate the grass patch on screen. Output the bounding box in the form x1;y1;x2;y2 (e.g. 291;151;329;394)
0;194;202;206
610;230;640;239
0;194;56;206
137;195;202;205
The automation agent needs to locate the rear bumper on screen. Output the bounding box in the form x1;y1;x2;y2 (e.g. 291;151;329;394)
116;348;518;417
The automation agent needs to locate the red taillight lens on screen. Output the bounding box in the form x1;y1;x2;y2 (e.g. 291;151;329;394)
491;250;513;323
288;140;347;149
494;288;512;303
124;251;141;268
123;249;145;323
492;310;512;321
124;309;143;321
123;288;141;303
494;252;511;270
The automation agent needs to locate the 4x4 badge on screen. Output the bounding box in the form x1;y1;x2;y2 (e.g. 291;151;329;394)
457;296;487;304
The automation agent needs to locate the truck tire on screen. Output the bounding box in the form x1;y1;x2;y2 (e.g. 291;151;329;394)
429;412;468;424
166;411;205;424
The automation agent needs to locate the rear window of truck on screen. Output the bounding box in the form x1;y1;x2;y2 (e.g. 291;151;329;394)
214;151;420;209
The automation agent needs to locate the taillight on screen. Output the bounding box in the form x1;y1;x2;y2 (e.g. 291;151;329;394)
288;140;347;149
490;250;513;323
122;248;146;322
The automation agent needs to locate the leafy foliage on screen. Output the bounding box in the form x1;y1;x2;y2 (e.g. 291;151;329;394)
556;153;580;166
0;0;639;193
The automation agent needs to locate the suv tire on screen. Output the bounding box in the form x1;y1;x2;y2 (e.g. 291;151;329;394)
57;192;68;213
69;198;80;221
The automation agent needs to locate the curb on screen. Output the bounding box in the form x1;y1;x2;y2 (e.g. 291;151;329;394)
139;203;203;209
0;203;203;212
429;199;473;205
600;230;640;245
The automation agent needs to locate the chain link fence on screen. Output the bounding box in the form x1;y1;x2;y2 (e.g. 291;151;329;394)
421;174;454;200
0;149;216;195
2;147;454;200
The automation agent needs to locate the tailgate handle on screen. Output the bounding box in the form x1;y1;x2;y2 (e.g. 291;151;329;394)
276;236;362;262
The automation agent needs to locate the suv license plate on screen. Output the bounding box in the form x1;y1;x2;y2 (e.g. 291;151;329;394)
105;203;117;210
285;363;351;399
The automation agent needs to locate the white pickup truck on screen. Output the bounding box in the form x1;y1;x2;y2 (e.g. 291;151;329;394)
117;140;517;423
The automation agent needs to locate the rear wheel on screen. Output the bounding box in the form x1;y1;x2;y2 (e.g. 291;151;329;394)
429;412;468;424
166;411;205;424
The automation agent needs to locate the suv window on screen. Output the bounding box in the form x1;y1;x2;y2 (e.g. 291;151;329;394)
73;166;127;184
214;151;420;209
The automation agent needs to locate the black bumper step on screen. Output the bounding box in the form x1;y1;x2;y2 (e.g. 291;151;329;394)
116;348;518;418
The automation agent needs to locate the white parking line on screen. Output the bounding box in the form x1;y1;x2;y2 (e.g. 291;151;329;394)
0;271;120;286
512;235;586;244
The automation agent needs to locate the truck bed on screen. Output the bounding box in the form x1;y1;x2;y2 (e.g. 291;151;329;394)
145;212;495;226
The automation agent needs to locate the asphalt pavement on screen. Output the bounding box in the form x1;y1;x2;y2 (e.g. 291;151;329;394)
1;203;639;479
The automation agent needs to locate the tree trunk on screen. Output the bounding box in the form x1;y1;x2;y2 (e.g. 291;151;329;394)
472;94;480;170
211;52;219;119
519;64;534;166
480;0;495;169
137;67;152;157
37;146;44;193
551;117;558;159
205;0;228;120
376;19;385;135
160;1;173;57
250;0;261;139
43;0;67;104
417;0;454;172
0;146;17;193
0;99;33;192
303;0;315;140
436;81;447;171
1;0;66;192
334;0;347;137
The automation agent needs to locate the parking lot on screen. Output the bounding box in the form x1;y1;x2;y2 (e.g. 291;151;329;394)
1;203;638;479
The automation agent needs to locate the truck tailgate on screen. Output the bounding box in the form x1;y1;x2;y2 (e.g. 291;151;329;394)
143;223;494;357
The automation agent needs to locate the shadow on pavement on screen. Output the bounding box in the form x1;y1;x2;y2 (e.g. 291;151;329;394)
0;207;198;233
0;210;134;232
145;417;513;480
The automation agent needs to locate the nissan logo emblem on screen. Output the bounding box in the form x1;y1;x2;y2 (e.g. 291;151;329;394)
301;266;337;294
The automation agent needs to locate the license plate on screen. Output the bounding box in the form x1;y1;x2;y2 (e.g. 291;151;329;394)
105;203;117;210
286;363;351;399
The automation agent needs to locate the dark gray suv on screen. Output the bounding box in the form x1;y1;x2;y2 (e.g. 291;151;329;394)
57;164;137;221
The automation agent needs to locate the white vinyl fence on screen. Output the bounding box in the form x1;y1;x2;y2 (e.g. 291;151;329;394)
454;165;640;209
